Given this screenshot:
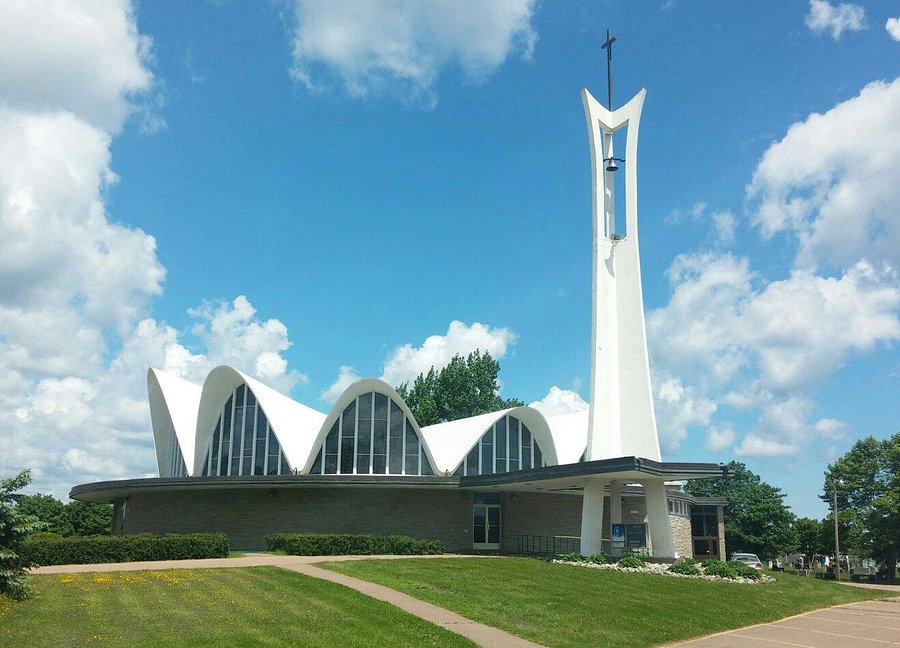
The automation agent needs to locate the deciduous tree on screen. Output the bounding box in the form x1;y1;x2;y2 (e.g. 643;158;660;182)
822;433;899;581
396;350;523;425
686;461;797;560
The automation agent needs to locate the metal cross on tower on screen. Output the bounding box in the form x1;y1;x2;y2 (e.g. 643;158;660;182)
601;29;616;110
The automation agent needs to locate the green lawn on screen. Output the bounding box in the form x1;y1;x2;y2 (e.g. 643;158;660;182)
323;557;898;648
0;567;472;648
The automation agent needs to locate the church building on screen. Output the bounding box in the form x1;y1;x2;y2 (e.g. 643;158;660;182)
71;45;728;559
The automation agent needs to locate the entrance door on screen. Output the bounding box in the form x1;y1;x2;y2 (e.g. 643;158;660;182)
473;503;501;550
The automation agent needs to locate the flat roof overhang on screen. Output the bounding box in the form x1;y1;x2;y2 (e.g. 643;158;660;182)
458;456;727;493
70;474;461;504
70;457;726;503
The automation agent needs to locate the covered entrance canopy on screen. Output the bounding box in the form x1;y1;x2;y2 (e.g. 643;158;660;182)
460;457;727;559
457;456;727;492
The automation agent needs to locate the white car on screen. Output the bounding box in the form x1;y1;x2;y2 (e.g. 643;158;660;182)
731;552;763;570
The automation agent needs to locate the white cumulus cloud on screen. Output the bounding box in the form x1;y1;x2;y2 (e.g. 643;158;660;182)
381;320;517;387
887;17;900;41
0;0;155;133
0;4;307;497
528;386;588;417
805;0;866;39
288;0;537;104
705;425;736;453
735;433;802;457
320;365;362;404
188;296;308;393
748;78;900;271
322;320;518;402
654;376;717;453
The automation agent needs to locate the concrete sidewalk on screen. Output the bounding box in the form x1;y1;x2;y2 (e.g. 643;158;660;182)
669;597;900;647
29;552;481;574
31;554;540;648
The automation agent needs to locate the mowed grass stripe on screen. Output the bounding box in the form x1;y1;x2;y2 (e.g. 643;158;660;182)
0;567;474;648
323;557;898;648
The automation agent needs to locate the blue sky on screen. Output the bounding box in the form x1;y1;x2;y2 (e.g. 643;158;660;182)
1;1;898;519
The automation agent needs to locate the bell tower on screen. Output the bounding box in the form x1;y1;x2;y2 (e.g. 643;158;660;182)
579;32;673;558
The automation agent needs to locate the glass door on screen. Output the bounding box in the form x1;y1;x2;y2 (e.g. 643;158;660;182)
473;503;501;550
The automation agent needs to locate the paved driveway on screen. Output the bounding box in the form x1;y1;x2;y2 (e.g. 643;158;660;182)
671;598;900;647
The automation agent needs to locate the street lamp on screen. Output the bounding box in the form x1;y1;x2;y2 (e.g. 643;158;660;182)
833;477;844;581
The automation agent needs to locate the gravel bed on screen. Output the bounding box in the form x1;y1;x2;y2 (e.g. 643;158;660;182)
551;559;776;584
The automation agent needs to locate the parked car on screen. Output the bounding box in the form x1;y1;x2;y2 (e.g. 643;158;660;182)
731;552;763;570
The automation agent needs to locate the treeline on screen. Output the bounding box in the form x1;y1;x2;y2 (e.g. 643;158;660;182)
15;492;112;537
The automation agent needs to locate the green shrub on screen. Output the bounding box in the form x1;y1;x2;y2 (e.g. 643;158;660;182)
27;531;63;542
23;532;229;566
586;552;610;565
264;533;443;556
617;556;646;569
668;561;701;576
702;559;737;579
557;552;584;562
728;561;763;580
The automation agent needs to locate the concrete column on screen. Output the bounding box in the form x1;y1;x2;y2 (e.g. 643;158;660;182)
643;479;675;558
609;481;623;525
580;478;607;555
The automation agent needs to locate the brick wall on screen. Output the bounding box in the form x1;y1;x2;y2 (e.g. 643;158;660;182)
501;492;586;553
115;485;696;556
122;487;473;551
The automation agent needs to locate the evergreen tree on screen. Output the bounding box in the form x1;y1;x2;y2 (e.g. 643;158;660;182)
1;470;44;600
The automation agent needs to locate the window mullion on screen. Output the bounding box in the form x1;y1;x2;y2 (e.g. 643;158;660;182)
227;394;236;476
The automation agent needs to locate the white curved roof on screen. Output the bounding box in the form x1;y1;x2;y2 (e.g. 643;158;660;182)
148;364;594;478
192;365;327;474
147;368;202;476
302;378;438;474
421;406;558;475
545;409;590;464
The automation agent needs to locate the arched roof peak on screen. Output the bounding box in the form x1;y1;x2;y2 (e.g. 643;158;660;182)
192;365;326;474
303;378;437;474
147;368;202;476
421;406;558;475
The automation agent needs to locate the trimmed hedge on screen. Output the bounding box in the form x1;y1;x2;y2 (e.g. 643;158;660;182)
265;533;443;556
23;533;229;566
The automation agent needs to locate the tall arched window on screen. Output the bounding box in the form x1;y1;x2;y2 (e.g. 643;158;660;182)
308;391;434;476
201;384;290;476
169;430;188;477
455;415;546;476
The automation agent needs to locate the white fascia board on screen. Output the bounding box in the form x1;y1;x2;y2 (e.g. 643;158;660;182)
147;368;202;476
192;365;326;474
303;378;439;474
544;408;589;465
422;406;559;475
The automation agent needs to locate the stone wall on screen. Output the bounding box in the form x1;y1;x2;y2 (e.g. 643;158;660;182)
717;504;726;559
670;513;692;559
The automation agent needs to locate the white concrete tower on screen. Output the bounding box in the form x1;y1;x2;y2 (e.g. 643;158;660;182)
579;33;674;557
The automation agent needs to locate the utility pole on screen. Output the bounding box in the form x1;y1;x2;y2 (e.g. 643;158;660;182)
833;477;843;580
